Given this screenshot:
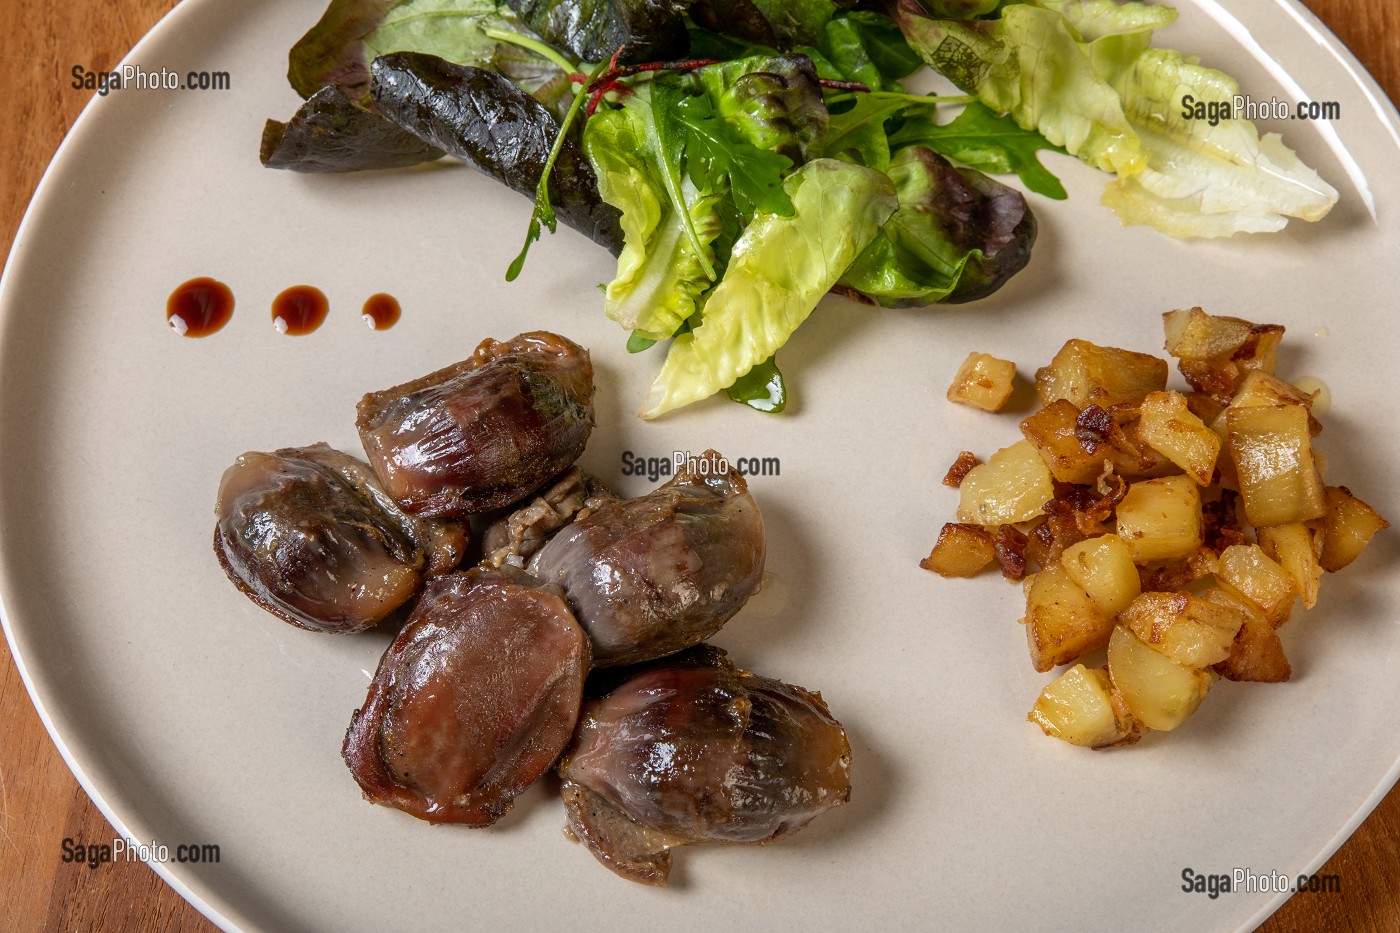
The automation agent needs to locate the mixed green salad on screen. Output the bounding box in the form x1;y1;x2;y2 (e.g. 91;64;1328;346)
261;0;1338;418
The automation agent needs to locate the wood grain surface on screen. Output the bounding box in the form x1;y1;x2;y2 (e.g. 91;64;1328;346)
1;1;1396;931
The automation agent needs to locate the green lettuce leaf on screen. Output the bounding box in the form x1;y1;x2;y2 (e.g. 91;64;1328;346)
725;355;787;412
803;10;925;90
890;101;1067;199
897;0;1338;236
584;87;724;340
639;159;898;419
823;95;907;171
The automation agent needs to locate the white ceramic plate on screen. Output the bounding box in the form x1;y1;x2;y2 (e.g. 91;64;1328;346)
3;1;1398;930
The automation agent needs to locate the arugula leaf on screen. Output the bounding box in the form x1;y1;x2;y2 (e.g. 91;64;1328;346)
726;356;787;413
808;11;924;90
891;101;1068;199
673;93;795;219
823;95;907;172
647;81;718;282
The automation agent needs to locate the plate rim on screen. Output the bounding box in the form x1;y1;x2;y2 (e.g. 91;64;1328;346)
0;1;1396;931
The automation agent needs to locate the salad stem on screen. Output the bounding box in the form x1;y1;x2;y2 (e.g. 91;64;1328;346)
482;27;579;76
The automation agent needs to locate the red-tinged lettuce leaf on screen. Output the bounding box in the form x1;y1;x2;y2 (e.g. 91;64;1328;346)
261;85;444;172
370;52;624;253
289;0;569;112
890;101;1067;199
504;0;692;63
838;145;1036;307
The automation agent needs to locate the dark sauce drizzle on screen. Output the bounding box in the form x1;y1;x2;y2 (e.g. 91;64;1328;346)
272;286;329;336
167;278;234;337
362;293;401;331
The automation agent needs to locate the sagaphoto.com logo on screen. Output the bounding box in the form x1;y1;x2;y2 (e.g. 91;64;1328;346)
71;63;231;97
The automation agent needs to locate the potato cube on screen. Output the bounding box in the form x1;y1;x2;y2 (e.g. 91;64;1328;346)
1116;476;1204;564
1035;339;1168;409
1163;307;1254;361
1204;588;1291;683
1107;625;1215;732
1020;400;1113;484
921;523;997;577
1027;665;1135;748
1216;544;1295;626
1226;403;1326;527
957;441;1055;527
1234;325;1284;375
1023;565;1113;673
1318;486;1389;572
1118;591;1246;669
1230;371;1317;413
947;352;1017;412
1059;535;1141;616
1106;416;1183;480
1137;391;1221;486
1258;523;1322;609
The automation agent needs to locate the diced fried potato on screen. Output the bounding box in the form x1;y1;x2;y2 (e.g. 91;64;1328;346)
1318;486;1389;572
921;523;997;577
1204;587;1291;683
1216;544;1295;626
1035;340;1168;409
1020;400;1113;484
1028;665;1135;748
1023;565;1113;673
1115;475;1204;564
1258;523;1322;609
1107;625;1215;732
1226;403;1326;527
1059;535;1141;616
957;440;1055;527
947;352;1017;412
1137;391;1221;486
1118;591;1246;669
1105;415;1183;480
1235;325;1285;375
1230;371;1317;413
1163;307;1254;361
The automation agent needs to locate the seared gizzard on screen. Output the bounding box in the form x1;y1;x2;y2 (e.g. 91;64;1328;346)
923;308;1388;749
343;567;590;825
214;443;465;634
357;331;595;517
214;328;849;880
530;450;766;666
559;646;853;886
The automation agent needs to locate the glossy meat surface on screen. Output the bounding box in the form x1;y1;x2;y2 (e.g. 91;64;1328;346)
530;451;764;666
213;443;465;633
560;646;852;884
357;331;595;517
343;568;590;825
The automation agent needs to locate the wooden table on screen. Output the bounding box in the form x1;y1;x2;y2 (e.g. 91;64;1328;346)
1;1;1396;930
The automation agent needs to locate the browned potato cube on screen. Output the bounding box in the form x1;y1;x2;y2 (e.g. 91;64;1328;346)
1206;588;1291;683
1137;391;1221;486
921;523;998;577
1216;544;1295;626
1027;665;1136;748
957;441;1055;527
1258;523;1322;609
1116;475;1204;564
1163;307;1254;361
1035;339;1168;409
1226;403;1326;527
1230;371;1319;422
1023;565;1113;673
1118;591;1246;669
1234;325;1285;375
1020;400;1112;484
947;353;1017;412
1318;486;1389;572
